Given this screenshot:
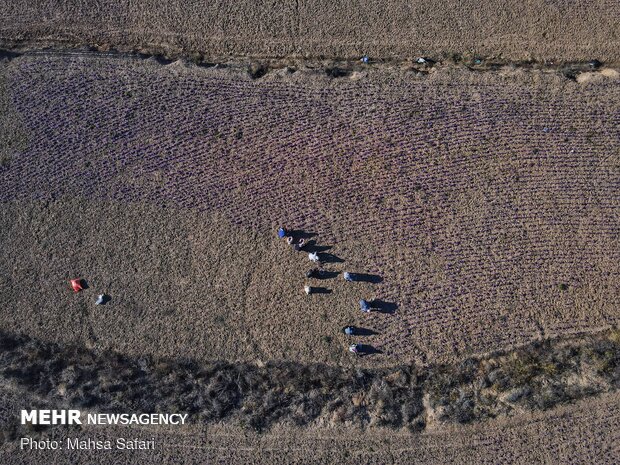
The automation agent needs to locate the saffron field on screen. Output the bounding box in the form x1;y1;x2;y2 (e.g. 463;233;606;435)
1;55;619;365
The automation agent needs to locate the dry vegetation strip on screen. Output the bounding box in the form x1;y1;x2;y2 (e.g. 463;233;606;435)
1;328;618;441
2;386;620;464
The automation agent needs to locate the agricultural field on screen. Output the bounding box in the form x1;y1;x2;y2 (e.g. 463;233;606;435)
1;0;619;63
1;55;619;368
0;14;619;461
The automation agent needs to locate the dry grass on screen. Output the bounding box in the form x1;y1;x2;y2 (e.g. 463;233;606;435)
3;388;619;465
0;328;617;437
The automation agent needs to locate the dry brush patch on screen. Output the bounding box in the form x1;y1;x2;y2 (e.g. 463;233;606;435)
3;394;620;465
0;328;618;441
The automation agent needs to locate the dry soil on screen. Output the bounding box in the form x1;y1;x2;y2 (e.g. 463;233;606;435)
0;0;619;62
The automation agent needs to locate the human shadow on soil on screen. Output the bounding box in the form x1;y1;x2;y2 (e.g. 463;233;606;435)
306;270;339;280
351;273;383;283
371;300;398;314
288;230;318;240
342;326;379;336
357;345;383;356
318;252;344;263
303;240;332;253
311;287;332;294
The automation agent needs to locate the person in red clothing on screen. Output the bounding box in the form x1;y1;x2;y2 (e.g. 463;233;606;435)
70;279;84;292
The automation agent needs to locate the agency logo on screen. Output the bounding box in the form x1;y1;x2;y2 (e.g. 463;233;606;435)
21;410;81;425
21;410;188;425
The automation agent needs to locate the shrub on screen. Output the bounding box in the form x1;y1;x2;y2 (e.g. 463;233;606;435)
0;328;618;434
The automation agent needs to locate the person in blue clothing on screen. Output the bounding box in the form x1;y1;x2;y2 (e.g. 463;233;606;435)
360;299;371;313
343;272;354;282
343;326;355;335
278;227;286;239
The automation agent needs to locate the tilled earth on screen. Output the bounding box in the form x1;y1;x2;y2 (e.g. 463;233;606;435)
1;46;619;465
0;56;618;366
1;0;619;62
